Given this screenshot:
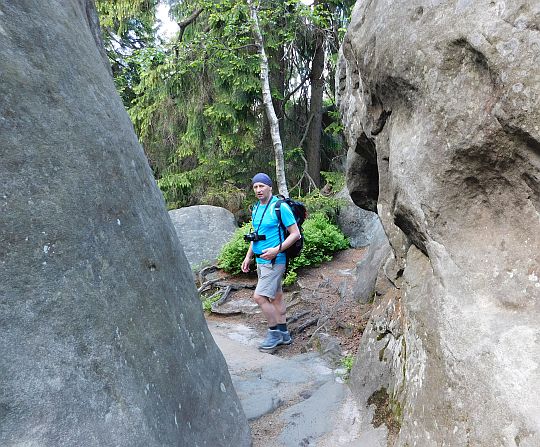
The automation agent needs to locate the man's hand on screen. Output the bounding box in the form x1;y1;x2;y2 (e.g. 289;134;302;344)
242;243;254;273
260;246;280;261
241;255;252;273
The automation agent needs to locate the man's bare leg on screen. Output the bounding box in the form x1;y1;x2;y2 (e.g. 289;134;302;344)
254;293;280;327
271;290;287;325
254;291;287;325
254;292;292;351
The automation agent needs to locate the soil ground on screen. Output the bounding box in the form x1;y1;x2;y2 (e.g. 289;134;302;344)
204;247;371;359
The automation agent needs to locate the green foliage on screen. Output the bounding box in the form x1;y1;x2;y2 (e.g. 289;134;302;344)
338;354;355;380
283;270;297;286
321;171;345;192
202;292;221;313
341;354;355;371
324;109;344;135
124;1;265;206
96;0;157;35
217;223;251;274
300;191;346;224
287;212;349;275
157;171;192;210
97;0;355;210
200;183;246;212
96;0;157;106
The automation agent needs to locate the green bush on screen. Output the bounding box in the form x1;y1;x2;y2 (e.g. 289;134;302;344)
287;211;349;273
301;192;346;224
321;171;345;192
218;212;349;283
217;222;251;274
283;270;297;286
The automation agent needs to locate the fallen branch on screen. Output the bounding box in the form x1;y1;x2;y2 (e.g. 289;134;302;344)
287;310;310;324
213;281;255;290
204;289;222;303
296;317;318;334
286;297;303;310
308;280;349;342
198;265;218;285
198;278;255;295
198;279;220;294
307;318;329;340
212;285;233;309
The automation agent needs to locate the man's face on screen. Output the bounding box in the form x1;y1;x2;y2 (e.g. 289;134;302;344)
253;182;272;203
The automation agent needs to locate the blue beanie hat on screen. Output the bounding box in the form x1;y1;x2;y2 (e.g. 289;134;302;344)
252;172;272;187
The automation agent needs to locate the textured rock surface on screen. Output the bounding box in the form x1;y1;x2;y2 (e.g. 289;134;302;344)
352;220;391;304
0;1;250;446
169;205;238;269
336;187;383;248
338;0;540;445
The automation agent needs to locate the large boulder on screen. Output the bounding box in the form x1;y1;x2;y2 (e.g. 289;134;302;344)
169;205;238;269
0;2;250;446
338;0;540;445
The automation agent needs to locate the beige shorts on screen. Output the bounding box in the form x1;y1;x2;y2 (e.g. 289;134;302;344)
255;263;286;300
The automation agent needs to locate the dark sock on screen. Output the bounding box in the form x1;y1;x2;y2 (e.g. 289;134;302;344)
269;325;278;330
277;324;287;332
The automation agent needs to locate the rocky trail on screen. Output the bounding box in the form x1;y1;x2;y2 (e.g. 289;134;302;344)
203;248;388;446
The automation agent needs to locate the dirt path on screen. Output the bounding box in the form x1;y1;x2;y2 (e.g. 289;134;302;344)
205;248;371;357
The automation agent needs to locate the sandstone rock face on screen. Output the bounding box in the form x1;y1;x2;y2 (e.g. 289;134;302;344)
338;1;540;445
336;187;383;248
335;188;394;304
169;205;238;269
352;219;392;304
0;2;250;446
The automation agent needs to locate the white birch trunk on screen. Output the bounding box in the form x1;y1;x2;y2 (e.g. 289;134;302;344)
248;0;289;197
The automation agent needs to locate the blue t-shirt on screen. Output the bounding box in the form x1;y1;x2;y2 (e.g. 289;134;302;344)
251;195;296;265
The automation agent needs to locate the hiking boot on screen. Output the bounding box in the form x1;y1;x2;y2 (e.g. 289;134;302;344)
279;330;292;345
259;329;284;350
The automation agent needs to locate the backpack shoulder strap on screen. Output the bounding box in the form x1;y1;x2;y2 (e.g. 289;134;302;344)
272;198;286;260
274;198;287;231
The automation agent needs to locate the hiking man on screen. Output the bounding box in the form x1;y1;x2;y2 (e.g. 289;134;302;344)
241;173;301;350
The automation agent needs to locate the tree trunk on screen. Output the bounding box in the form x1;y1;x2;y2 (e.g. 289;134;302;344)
270;42;286;136
261;42;285;165
305;11;325;189
248;0;289;197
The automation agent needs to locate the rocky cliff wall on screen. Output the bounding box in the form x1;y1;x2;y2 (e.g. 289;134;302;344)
0;1;250;445
338;1;540;445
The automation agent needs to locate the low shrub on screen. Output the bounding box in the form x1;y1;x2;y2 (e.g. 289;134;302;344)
338;354;356;381
284;212;349;283
217;222;251;274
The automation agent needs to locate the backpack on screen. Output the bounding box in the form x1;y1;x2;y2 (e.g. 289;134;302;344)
274;195;307;260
